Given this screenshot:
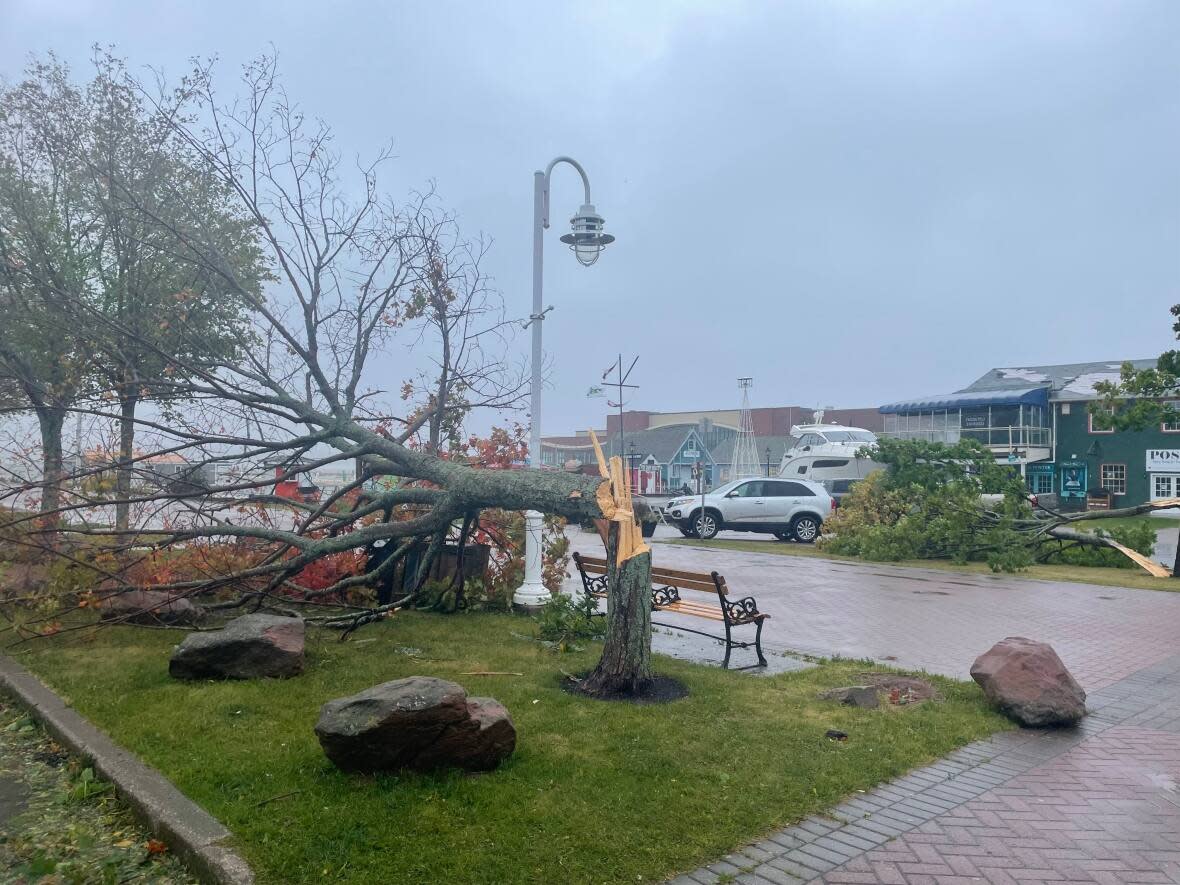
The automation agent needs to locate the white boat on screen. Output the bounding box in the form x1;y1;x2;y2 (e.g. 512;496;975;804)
777;423;884;482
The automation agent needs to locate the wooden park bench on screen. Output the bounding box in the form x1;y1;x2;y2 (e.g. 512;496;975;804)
571;552;769;670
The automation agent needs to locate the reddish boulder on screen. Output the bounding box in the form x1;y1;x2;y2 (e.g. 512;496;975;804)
970;637;1086;726
169;613;304;679
314;677;516;773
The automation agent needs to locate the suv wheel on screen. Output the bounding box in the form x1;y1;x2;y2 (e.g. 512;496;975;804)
693;510;721;540
791;514;820;543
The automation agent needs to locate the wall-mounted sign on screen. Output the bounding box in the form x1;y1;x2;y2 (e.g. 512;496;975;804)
1146;449;1180;472
962;413;988;429
1026;463;1054;476
682;448;699;460
1059;460;1087;499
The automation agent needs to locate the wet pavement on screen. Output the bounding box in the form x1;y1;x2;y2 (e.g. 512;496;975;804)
576;526;1180;884
564;525;1180;689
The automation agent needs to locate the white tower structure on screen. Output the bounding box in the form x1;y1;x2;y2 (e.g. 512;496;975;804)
731;378;761;479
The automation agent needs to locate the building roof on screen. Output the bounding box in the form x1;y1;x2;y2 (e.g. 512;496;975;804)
961;359;1157;402
881;359;1159;414
598;425;701;464
540;435;597;449
708;435;797;466
880;387;1049;414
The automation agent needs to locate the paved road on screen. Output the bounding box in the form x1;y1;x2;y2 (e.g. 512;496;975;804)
565;526;1180;689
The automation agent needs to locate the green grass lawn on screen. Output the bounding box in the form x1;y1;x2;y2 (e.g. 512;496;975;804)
659;537;1180;592
11;612;1007;884
1074;515;1175;534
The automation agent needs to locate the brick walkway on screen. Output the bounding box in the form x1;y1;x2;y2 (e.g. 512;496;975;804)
566;528;1180;687
566;528;1180;884
668;648;1180;884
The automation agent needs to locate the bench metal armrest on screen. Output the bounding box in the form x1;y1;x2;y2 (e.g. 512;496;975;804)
652;585;681;607
723;595;762;623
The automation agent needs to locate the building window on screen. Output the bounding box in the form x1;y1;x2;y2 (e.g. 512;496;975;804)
1100;463;1126;496
1088;404;1115;434
1162;402;1180;433
1152;474;1180;500
1027;472;1053;495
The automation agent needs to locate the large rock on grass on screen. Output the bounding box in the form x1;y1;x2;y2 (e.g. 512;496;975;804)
169;613;304;680
314;676;516;773
970;637;1086;727
100;589;204;626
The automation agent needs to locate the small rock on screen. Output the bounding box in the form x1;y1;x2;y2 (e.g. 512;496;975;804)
819;686;879;709
314;676;516;773
100;589;204;626
970;637;1086;727
169;613;304;680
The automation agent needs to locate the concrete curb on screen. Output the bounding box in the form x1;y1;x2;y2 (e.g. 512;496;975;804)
0;654;254;884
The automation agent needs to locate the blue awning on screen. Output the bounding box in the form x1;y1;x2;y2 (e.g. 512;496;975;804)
879;386;1049;414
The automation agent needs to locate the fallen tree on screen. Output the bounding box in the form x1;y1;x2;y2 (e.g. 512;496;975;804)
0;54;656;696
821;437;1161;573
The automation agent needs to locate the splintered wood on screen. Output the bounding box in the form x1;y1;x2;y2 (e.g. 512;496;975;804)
589;430;650;565
1089;498;1180;577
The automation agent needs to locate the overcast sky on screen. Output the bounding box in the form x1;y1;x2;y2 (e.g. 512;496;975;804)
2;1;1178;436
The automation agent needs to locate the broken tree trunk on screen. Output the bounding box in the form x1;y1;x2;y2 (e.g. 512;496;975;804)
579;431;654;696
581;521;653;695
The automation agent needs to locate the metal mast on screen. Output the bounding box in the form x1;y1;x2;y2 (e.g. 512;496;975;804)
731;377;761;479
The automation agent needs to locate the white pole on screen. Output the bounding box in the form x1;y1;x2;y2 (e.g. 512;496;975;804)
514;170;550;609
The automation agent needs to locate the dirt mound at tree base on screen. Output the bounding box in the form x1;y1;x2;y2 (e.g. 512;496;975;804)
560;672;688;704
856;672;941;702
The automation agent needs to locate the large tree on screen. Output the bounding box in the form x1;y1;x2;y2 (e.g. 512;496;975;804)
1;54;266;533
78;52;266;531
0;59;96;521
21;56;653;696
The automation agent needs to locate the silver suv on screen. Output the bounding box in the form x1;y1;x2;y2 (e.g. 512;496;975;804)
663;477;833;542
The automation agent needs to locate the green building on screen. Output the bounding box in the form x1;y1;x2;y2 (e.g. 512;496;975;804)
880;359;1168;509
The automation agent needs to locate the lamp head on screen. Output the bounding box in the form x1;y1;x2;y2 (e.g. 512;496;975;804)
560;203;615;266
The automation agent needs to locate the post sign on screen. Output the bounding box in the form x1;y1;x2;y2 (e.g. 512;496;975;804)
1058;460;1087;499
1146;449;1180;472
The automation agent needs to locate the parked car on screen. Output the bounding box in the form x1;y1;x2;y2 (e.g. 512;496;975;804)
662;477;833;542
820;477;859;504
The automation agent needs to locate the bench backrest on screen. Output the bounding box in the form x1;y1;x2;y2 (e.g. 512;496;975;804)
572;552;727;597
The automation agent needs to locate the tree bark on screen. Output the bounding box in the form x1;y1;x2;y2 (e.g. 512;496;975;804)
35;406;65;519
115;386;137;532
581;521;653;695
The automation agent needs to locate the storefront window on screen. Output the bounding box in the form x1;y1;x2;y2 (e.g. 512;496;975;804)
1100;464;1127;496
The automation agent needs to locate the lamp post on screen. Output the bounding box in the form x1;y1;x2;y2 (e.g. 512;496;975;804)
514;157;615;610
766;445;772;477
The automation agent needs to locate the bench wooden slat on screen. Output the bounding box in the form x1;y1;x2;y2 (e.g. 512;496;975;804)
654;578;720;594
650;564;723;583
658;602;725;621
576;556;721;594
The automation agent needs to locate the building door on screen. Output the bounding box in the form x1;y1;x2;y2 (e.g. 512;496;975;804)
1151;473;1180;502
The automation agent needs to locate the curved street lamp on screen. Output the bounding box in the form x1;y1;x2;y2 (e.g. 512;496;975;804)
514;157;614;609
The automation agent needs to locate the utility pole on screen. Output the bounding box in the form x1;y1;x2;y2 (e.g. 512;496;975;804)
603;354;639;462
